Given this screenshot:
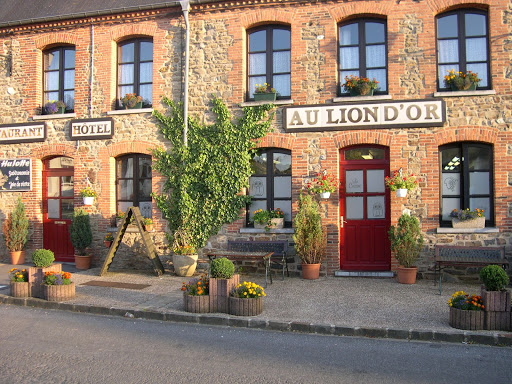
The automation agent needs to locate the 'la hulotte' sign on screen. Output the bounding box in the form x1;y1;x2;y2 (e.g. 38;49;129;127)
283;99;445;132
0;158;31;191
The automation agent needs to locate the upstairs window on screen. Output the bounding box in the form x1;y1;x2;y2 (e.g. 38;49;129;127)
437;9;490;90
117;39;153;108
43;46;75;112
247;26;291;100
440;143;494;227
339;19;387;95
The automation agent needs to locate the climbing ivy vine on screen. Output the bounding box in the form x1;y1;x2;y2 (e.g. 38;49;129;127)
152;96;274;249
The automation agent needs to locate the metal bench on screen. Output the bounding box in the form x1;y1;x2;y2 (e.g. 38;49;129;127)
434;245;508;295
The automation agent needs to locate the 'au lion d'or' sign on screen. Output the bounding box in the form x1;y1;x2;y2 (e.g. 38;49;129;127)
283;100;445;132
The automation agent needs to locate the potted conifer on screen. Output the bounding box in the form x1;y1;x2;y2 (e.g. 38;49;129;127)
69;208;92;270
2;197;29;264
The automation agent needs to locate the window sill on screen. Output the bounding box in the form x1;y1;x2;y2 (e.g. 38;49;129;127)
107;108;153;115
240;99;293;107
333;95;392;103
32;112;76;120
436;227;499;234
240;228;294;234
433;90;496;98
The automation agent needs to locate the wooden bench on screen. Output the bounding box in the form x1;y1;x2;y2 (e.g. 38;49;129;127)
434;245;508;295
206;240;289;288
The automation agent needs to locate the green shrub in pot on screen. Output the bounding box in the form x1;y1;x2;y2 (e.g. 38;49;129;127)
388;213;424;268
31;249;55;268
480;265;509;291
210;257;235;279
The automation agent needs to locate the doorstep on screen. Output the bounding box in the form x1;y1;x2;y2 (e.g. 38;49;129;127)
335;270;394;278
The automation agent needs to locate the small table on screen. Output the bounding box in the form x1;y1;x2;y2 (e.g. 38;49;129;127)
207;251;274;287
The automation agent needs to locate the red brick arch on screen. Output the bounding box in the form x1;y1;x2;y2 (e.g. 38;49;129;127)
256;132;297;151
329;3;391;23
240;10;294;30
426;0;491;14
100;141;157;158
34;33;78;50
433;126;498;146
331;130;394;149
32;143;77;160
110;24;157;42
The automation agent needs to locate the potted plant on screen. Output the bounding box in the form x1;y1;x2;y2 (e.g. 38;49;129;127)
251;208;284;230
306;170;339;199
69;208;92;270
8;267;29;298
293;192;325;280
142;217;154;232
443;69;481;91
450;208;485;229
44;100;66;114
43;271;75;301
229;281;266;316
104;233;114;248
388;213;424;284
341;75;379;96
2;197;29;264
253;83;277;102
182;273;210;313
385;170;418;197
28;248;60;298
80;186;97;205
171;228;198;277
121;93;143;109
116;210;134;226
209;257;239;313
448;290;485;330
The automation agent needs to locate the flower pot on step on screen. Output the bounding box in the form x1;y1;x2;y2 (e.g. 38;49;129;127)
301;263;320;280
10;250;25;265
396;266;417;284
75;255;91;270
172;254;198;277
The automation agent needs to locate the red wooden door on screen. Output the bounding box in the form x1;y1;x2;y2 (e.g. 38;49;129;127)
339;146;390;271
43;157;75;262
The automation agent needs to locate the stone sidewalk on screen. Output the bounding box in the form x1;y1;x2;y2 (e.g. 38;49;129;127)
1;262;511;347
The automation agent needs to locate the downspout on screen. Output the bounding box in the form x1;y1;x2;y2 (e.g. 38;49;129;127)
89;17;94;118
181;0;190;146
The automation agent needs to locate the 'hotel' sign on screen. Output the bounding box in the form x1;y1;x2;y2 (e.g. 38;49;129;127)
283;100;445;132
70;118;114;140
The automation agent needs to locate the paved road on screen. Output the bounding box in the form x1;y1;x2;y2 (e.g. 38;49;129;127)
1;306;511;384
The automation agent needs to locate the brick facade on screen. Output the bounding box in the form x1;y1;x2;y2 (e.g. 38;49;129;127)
0;0;510;280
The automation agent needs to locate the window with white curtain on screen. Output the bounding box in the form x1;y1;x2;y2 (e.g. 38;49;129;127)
43;46;75;112
247;26;291;100
116;154;152;218
338;19;387;94
436;9;490;90
440;143;494;227
117;39;153;108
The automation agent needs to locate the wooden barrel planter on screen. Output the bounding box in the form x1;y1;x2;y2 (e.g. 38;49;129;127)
28;264;62;298
229;296;263;316
481;288;511;331
10;282;29;298
209;274;240;313
449;307;484;330
43;283;76;302
183;292;210;313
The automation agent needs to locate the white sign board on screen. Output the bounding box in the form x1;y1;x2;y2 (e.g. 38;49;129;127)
70;118;114;140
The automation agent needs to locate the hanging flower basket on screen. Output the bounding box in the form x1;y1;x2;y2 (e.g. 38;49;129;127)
83;196;94;205
320;192;331;199
395;188;407;198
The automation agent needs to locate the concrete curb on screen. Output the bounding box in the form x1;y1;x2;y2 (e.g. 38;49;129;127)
2;293;511;347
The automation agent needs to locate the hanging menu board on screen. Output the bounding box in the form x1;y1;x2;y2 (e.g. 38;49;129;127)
0;158;31;191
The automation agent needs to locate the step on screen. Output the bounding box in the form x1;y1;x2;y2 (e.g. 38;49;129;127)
334;270;394;278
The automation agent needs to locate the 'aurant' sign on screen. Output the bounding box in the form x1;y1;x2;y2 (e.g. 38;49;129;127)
283;100;445;132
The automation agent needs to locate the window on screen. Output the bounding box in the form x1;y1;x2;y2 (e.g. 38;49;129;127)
339;19;387;94
440;143;493;226
117;39;153;108
248;149;292;226
436;9;490;90
247;26;291;100
43;47;75;112
116;154;152;218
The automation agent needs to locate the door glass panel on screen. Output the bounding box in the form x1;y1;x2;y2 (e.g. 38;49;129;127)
346;196;364;219
442;198;459;220
61;200;74;219
274;176;291;198
251;152;267;174
366;170;385;193
48;157;74;168
249;177;266;198
61;176;73;197
469;172;489;194
470;198;490;220
118;201;133;214
367;196;385;219
468;146;490;170
442;173;460;195
48;199;60;219
139;202;153;218
273;153;291;175
118;180;134;201
47;177;60;197
441;148;461;171
139;157;152;178
118;157;134;178
139;179;152;199
344;148;385;160
346;170;364;193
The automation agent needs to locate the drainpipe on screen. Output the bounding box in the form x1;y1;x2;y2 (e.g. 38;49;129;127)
89;18;94;118
181;0;190;146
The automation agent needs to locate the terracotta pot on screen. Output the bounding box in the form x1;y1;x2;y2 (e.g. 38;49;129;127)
183;292;210;313
44;283;75;302
10;250;25;265
229;296;263;316
75;254;91;270
10;281;29;297
172;254;198;277
397;266;417;284
144;224;154;232
104;241;112;248
301;263;320;280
